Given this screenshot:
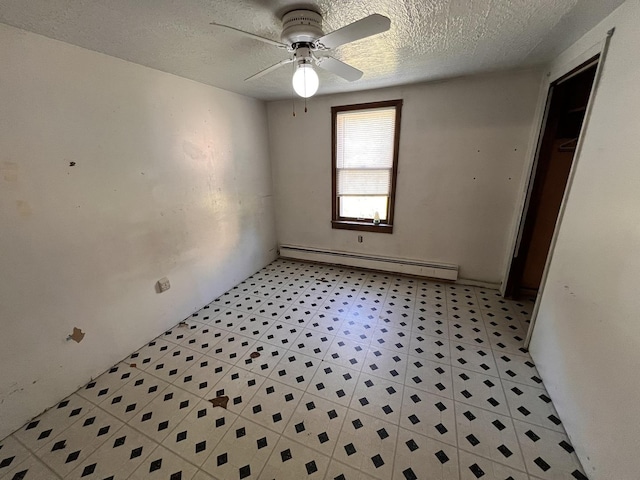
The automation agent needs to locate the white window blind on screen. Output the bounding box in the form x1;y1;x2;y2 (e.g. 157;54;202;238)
336;107;396;220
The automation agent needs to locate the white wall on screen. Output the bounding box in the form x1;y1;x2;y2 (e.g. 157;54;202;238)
267;70;542;283
530;1;640;478
0;24;277;439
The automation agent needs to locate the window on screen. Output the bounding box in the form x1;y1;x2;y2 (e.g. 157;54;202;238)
331;99;402;233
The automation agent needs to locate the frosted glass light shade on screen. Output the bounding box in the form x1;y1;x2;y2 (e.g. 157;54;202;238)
292;64;319;98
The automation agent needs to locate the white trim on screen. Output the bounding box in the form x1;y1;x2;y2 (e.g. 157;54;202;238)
499;70;550;296
548;40;605;83
456;278;501;290
279;244;459;281
500;32;615;298
555;57;600;86
523;28;615;348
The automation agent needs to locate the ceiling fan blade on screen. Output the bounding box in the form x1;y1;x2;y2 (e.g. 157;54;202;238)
245;58;294;81
316;56;363;82
210;22;288;49
316;14;390;50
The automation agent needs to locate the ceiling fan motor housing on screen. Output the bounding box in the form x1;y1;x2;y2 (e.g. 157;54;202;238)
281;10;324;44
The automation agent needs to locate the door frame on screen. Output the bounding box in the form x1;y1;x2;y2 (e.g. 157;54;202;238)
505;58;598;297
499;29;615;348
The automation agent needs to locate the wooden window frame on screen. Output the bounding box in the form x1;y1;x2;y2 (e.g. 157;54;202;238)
331;99;403;234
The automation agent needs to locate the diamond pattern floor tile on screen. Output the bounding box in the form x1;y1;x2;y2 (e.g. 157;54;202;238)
448;321;489;347
337;319;376;345
233;316;274;341
100;371;168;423
449;341;499;377
323;337;368;371
369;325;411;354
146;347;202;385
289;328;335;359
452;368;510;416
408;332;451;364
260;322;302;349
486;328;529;356
205;366;265;414
173;357;233;397
349;375;404;424
76;363;141;404
494;352;543;388
308;362;360;407
239;341;286;376
162;320;202;345
404;357;453;398
458;449;528;480
128;445;199;480
411;314;449;339
308;312;345;335
323;459;378;480
64;425;156;479
282;393;348;457
455;404;526;471
199;417;278;479
280;305;318;327
0;435;32;478
502;380;565;432
36;405;123;477
268;352;320;390
210;307;249;331
393;428;459;480
206;333;256;365
1;454;59;480
513;420;587;479
127;384;199;441
0;259;588;480
239;380;303;433
399;386;456;446
258;436;330;479
361;348;408;382
161;400;235;466
13;394;95;451
332;411;398;480
179;324;225;354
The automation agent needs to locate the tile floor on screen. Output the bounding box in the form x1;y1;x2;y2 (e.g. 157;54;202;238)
0;259;589;480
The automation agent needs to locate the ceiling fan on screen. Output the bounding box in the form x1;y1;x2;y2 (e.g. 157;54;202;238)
211;10;391;98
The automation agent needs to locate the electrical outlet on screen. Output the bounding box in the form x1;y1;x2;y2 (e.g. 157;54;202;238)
157;277;171;292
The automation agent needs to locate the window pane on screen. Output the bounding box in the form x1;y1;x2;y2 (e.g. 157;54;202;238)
339;196;388;220
336;108;396;169
337;169;391;195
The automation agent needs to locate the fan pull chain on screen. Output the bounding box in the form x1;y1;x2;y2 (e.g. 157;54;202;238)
292;60;296;116
303;65;308;113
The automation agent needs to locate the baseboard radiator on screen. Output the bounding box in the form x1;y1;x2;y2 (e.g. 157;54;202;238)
278;245;458;281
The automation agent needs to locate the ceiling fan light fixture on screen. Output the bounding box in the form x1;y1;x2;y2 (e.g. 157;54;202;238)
292;63;319;98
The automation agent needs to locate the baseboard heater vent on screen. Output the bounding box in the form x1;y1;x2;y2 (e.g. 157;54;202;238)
279;245;458;281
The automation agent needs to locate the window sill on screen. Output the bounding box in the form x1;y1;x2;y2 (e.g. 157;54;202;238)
331;220;393;234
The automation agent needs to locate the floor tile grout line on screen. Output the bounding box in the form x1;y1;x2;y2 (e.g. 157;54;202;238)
488;338;534;478
451;382;463;480
96;316;537;438
135;330;550;457
171;321;453;370
235;329;397;480
98;363;339;479
1;261;549;480
77;380;207;475
7;434;65;480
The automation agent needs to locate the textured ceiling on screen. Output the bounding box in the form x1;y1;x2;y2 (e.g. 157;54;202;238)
0;0;624;100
